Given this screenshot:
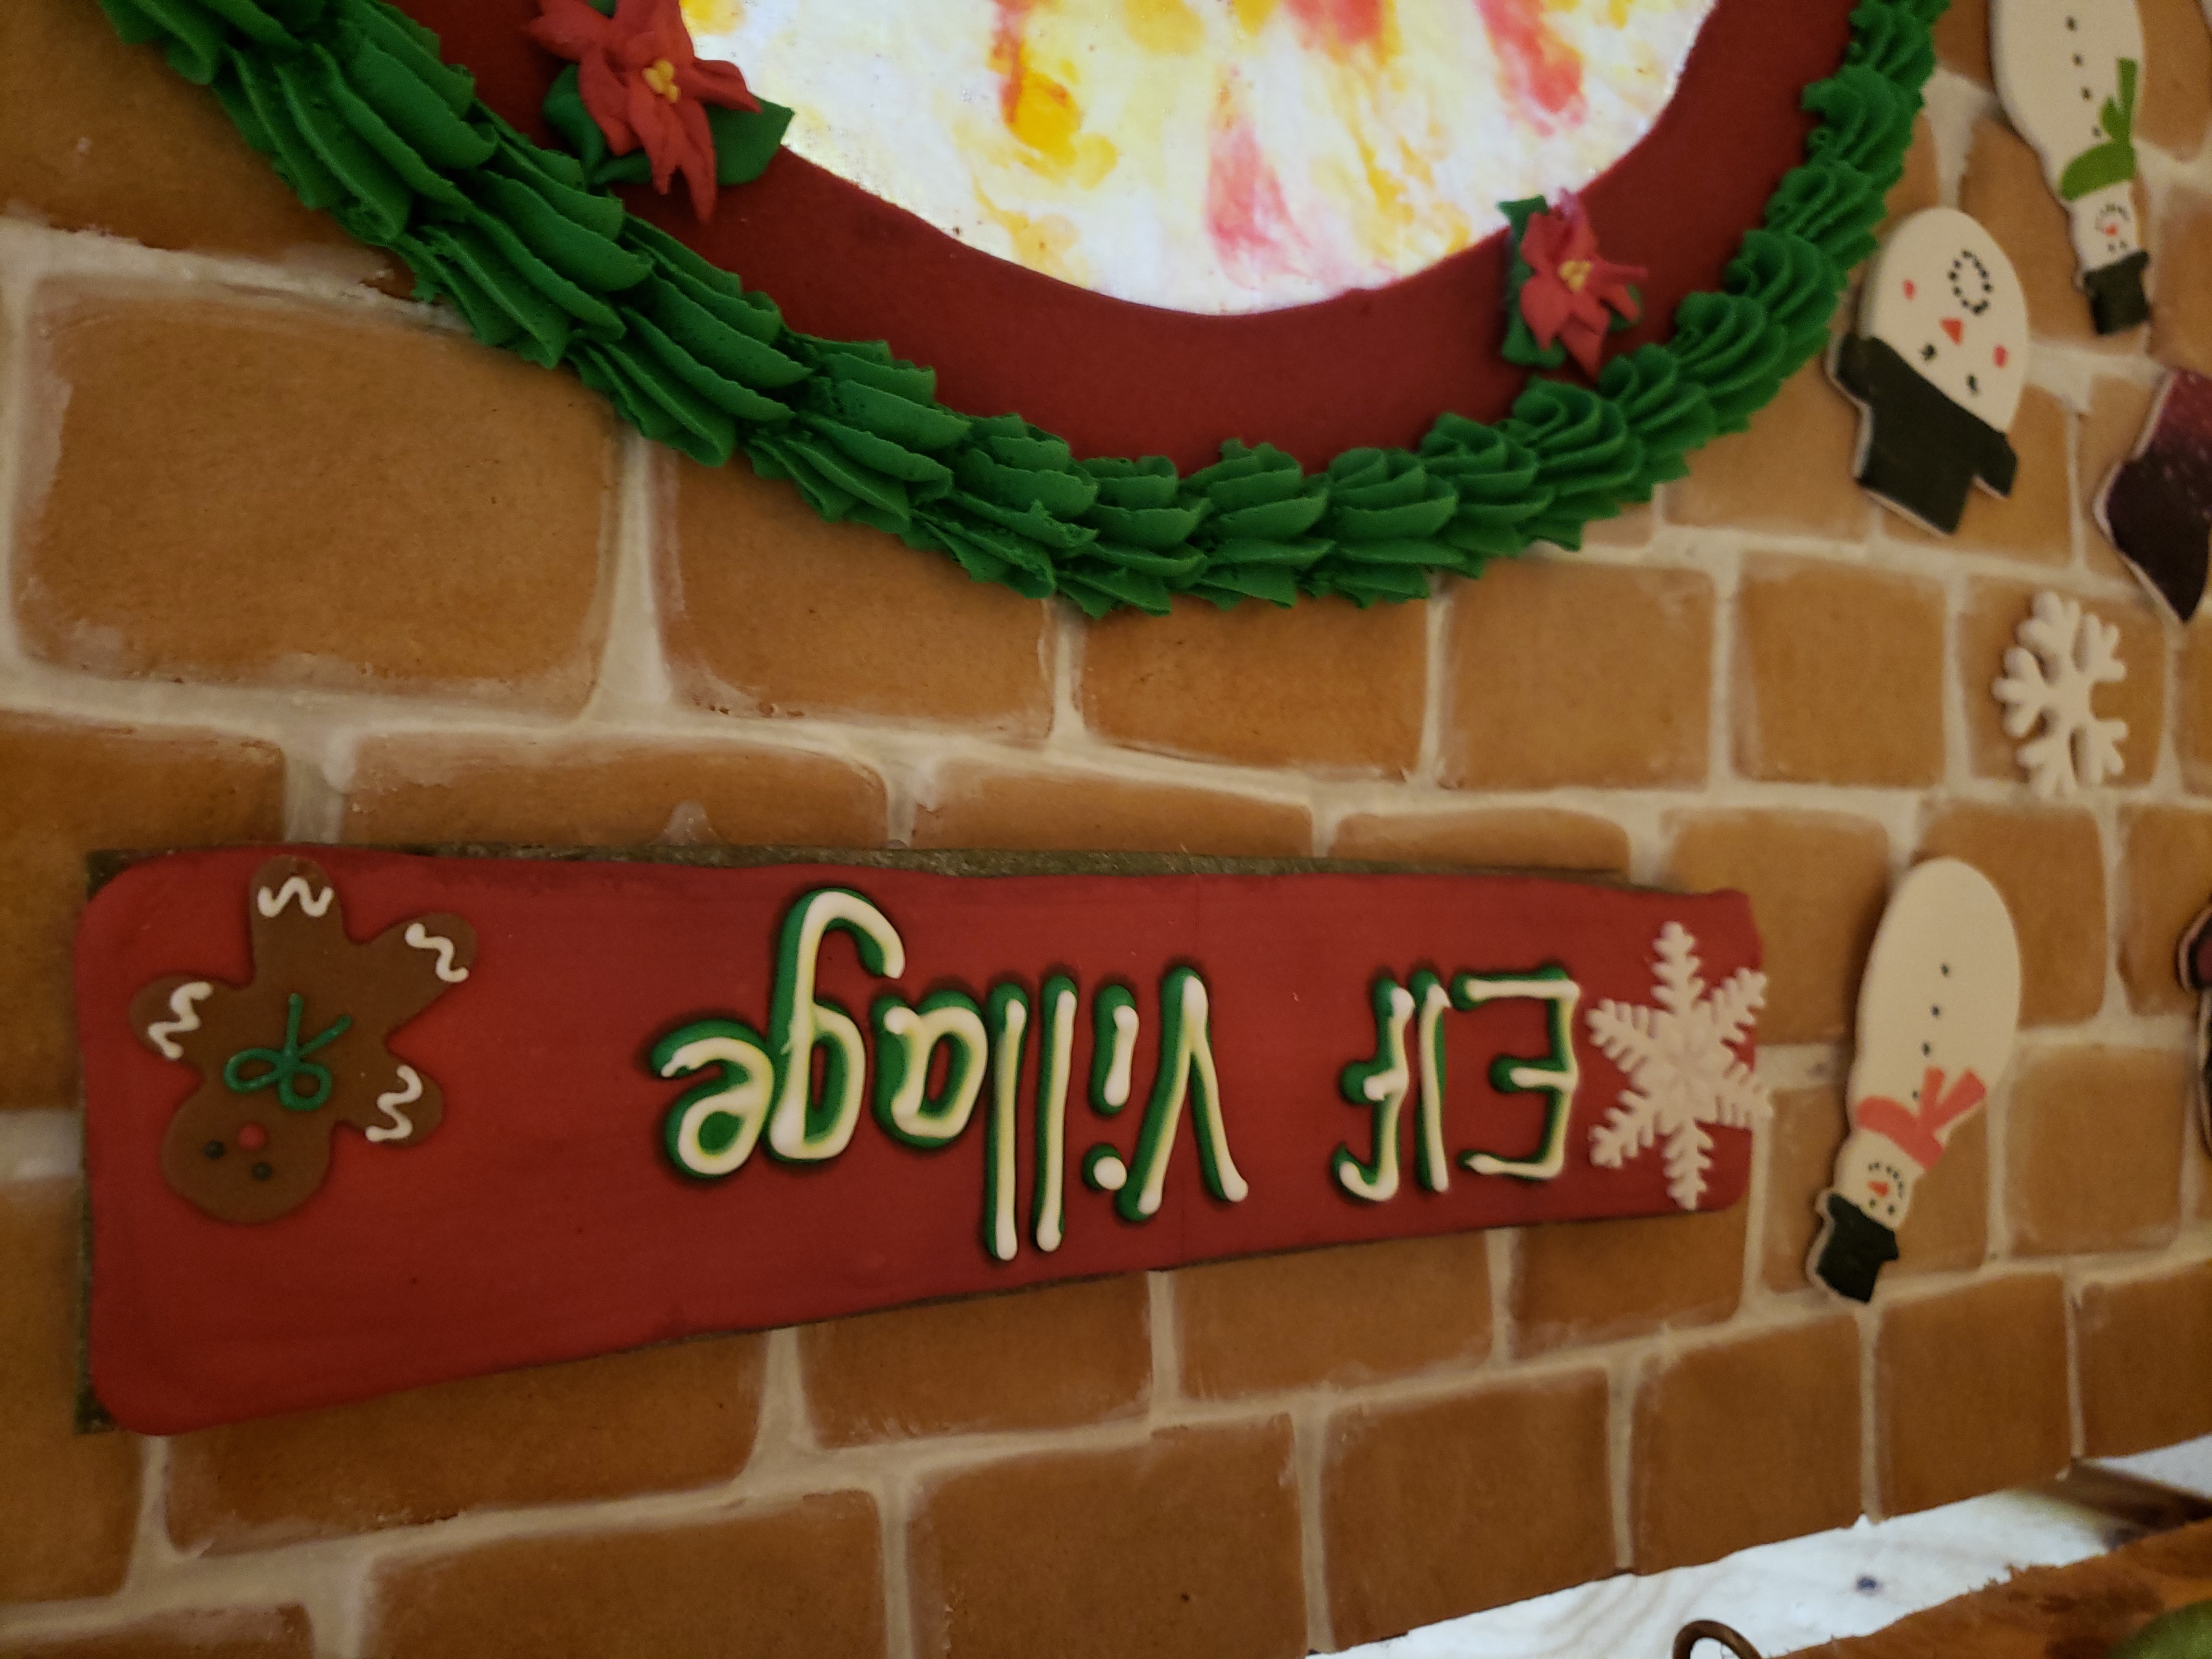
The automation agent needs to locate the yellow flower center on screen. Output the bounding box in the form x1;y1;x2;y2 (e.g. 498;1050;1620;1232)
1559;258;1592;293
642;59;681;103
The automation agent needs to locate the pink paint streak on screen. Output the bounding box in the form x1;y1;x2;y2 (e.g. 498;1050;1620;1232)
1205;84;1308;289
1286;0;1389;51
1473;0;1584;128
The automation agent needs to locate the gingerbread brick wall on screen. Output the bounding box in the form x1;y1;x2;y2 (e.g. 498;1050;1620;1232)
3;0;2212;1653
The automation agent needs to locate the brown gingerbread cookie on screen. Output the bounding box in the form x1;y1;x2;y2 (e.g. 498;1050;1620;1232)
129;855;476;1224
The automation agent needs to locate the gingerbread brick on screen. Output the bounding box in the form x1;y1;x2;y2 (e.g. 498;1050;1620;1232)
2181;621;2212;794
1666;811;1892;1047
1933;0;1992;84
1323;1371;1613;1644
1443;561;1713;789
1668;365;1875;540
911;765;1310;856
2005;1046;2189;1256
1917;806;2107;1026
1081;595;1426;775
2120;805;2212;1013
1875;1274;2070;1516
2077;1261;2212;1457
0;0;377;270
1176;1233;1492;1398
799;1276;1150;1446
1881;115;1941;234
1330;807;1631;873
0;1183;141;1604
2154;193;2212;377
909;1422;1304;1659
18;292;613;707
1632;1316;1863;1572
2142;0;2212;157
1734;557;1945;786
0;712;284;1110
367;1493;882;1659
343;736;888;849
1512;1206;1746;1358
665;459;1054;736
168;1334;766;1552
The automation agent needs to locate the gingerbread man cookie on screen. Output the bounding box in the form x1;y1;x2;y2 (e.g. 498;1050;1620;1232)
129;856;475;1224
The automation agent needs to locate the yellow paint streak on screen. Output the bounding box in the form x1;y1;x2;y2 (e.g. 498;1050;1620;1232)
975;192;1085;283
1234;0;1280;33
1124;0;1204;53
1002;47;1119;185
680;0;741;32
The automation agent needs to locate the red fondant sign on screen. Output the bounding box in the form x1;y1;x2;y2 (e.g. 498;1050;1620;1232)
78;848;1765;1433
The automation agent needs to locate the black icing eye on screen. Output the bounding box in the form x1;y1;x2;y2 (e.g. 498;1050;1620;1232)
250;1162;274;1181
1948;251;1993;316
203;1140;225;1160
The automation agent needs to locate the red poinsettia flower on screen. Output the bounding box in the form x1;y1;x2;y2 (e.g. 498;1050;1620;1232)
1517;193;1646;377
528;0;759;220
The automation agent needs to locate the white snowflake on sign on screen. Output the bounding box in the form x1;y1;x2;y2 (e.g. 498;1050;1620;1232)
1587;923;1771;1211
1992;590;2127;799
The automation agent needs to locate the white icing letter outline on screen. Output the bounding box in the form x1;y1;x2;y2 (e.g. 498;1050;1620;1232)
1033;980;1078;1252
1451;968;1583;1181
404;923;471;983
876;997;989;1145
147;981;214;1060
257;877;334;918
1414;973;1452;1193
983;988;1028;1263
661;1030;777;1177
366;1065;423;1143
1119;968;1248;1220
1102;1001;1139;1109
769;889;905;1162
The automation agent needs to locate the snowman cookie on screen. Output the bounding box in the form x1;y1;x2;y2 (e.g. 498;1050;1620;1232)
1993;0;2150;334
1810;859;2022;1303
1831;210;2028;537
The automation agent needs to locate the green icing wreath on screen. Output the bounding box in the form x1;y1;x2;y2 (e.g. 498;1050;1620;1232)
94;0;1939;617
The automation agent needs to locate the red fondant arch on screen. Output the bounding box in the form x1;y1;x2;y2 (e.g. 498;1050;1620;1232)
399;0;1856;471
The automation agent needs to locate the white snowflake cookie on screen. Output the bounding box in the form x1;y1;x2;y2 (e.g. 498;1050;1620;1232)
1992;589;2127;798
1586;922;1771;1211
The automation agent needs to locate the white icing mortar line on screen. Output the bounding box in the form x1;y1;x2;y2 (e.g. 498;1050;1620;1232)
1292;1403;1336;1653
0;1109;81;1183
580;433;678;720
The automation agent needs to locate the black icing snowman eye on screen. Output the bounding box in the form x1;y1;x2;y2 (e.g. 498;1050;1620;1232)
1948;250;1993;317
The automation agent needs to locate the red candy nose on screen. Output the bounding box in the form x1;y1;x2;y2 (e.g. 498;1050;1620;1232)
1868;1180;1890;1198
1941;317;1964;344
1994;344;2008;367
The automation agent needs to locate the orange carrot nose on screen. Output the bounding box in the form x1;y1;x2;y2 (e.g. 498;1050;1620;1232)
1940;317;1964;345
1868;1179;1890;1198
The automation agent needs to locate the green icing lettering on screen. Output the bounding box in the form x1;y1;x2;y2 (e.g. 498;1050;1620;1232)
871;990;987;1148
1334;978;1413;1203
1117;967;1247;1222
1450;964;1582;1181
654;1017;775;1180
222;992;351;1112
767;888;904;1162
1088;983;1138;1115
